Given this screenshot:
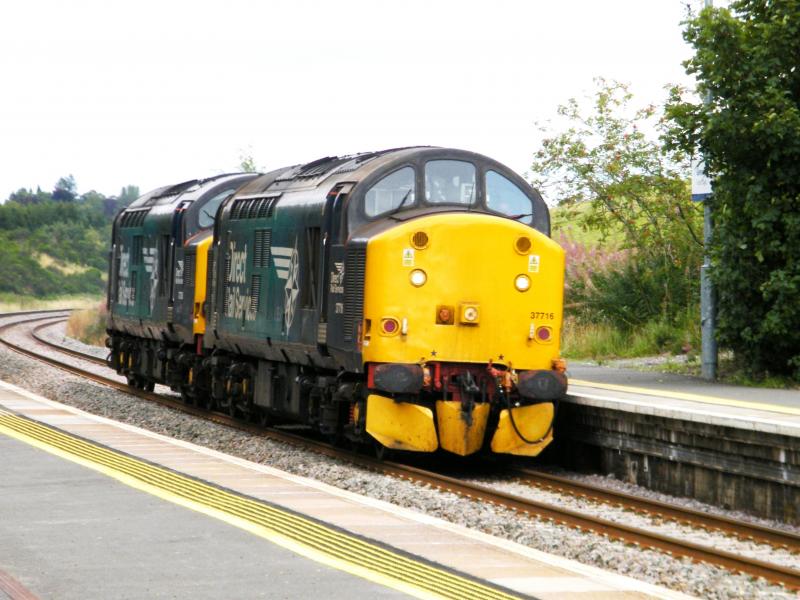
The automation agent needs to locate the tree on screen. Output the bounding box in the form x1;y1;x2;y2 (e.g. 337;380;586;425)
8;186;50;205
238;150;258;173
52;175;77;202
530;79;703;324
118;185;140;207
665;1;800;377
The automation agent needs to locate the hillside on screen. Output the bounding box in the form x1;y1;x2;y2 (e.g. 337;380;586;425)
0;183;137;298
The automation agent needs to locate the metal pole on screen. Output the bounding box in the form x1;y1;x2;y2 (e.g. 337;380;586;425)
700;0;717;380
701;202;717;379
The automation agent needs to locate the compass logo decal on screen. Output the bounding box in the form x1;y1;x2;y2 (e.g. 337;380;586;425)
272;240;300;331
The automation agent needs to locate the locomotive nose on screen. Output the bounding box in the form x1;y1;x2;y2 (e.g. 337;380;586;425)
361;212;565;371
359;212;565;456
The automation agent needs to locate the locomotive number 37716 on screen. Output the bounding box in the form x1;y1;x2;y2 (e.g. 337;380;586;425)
530;311;555;320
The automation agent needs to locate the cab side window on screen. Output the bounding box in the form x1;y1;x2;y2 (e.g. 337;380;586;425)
364;167;416;217
485;171;533;224
198;189;235;229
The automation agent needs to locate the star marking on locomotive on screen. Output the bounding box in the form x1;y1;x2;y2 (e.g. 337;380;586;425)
498;354;504;360
431;350;437;357
272;240;300;332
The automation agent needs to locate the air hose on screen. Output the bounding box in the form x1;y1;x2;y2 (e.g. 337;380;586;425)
505;391;558;445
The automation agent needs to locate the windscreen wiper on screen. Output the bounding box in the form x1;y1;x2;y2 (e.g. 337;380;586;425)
387;188;413;220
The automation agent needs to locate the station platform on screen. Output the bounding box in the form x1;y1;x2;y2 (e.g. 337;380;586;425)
0;379;689;600
567;363;800;437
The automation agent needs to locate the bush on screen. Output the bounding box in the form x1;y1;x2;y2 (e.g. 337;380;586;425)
666;1;800;377
560;233;697;328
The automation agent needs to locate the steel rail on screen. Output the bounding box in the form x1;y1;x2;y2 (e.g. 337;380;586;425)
510;467;800;551
3;311;799;591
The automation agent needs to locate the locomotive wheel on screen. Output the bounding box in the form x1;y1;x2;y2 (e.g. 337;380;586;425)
226;401;238;419
256;408;270;427
180;386;195;405
373;441;394;462
196;391;213;411
141;380;155;393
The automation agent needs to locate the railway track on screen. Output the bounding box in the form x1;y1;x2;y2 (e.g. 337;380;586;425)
2;310;799;591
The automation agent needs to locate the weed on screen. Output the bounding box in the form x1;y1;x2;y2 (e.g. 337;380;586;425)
65;303;108;347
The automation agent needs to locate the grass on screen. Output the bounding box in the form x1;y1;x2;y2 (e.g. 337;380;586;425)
35;252;93;275
565;317;800;389
562;315;700;362
65;303;108;347
550;203;625;247
0;293;103;313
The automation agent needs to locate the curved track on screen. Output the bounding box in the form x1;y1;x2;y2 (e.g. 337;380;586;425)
2;310;799;591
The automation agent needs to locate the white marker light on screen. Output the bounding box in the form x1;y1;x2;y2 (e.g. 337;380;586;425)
514;274;531;292
409;269;427;287
463;307;478;322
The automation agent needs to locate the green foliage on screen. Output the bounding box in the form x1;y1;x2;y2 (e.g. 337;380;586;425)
665;1;800;377
531;79;703;325
0;182;137;298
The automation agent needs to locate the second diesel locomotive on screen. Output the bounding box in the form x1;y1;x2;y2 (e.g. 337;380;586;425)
106;147;567;457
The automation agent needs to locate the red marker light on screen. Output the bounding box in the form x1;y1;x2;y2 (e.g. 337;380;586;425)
381;318;400;335
536;326;552;342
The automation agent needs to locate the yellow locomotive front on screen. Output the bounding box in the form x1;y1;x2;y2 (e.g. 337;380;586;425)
357;166;566;456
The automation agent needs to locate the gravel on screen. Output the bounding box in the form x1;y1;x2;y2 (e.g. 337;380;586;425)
1;315;796;600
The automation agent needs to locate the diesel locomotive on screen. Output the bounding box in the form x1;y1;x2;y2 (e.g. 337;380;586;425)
106;147;567;457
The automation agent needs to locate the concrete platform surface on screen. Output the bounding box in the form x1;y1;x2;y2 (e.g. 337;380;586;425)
0;379;692;600
0;434;404;600
568;363;800;437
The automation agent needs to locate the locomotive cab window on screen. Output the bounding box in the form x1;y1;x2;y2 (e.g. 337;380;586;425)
364;167;416;217
198;188;235;229
485;170;533;224
425;160;476;205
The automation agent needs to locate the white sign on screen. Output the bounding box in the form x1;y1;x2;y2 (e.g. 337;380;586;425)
691;158;712;202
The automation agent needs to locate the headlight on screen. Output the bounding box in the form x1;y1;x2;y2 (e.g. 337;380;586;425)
514;274;531;292
409;269;427;287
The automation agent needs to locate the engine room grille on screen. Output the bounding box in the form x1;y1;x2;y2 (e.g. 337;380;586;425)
222;248;232;315
207;249;217;328
343;245;366;342
249;274;261;313
253;229;271;268
184;253;195;289
132;236;143;265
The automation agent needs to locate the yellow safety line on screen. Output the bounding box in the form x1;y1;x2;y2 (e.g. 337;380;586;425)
569;379;800;417
0;411;520;600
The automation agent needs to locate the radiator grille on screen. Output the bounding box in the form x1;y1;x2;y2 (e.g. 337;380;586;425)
230;196;281;220
120;209;150;228
343;245;366;342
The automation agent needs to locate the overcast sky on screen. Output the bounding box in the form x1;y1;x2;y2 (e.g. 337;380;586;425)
0;0;704;201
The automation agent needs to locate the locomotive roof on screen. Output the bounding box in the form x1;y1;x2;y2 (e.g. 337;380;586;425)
126;173;253;209
232;147;441;197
